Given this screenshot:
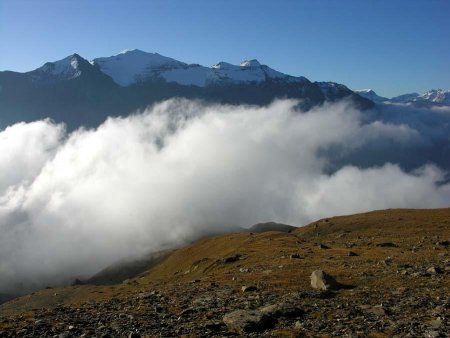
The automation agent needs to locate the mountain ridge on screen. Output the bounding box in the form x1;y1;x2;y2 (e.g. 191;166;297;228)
0;50;373;130
1;49;448;133
355;89;389;103
356;88;450;106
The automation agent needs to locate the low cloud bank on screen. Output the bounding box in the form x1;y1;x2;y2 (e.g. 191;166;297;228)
0;99;449;294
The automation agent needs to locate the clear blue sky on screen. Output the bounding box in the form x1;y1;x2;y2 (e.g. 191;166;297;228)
1;0;449;97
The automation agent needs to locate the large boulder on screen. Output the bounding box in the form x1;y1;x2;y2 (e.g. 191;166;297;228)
310;270;339;291
223;309;274;333
259;302;303;318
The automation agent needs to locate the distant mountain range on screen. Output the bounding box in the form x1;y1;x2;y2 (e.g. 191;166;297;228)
356;88;450;106
0;49;373;129
1;49;448;130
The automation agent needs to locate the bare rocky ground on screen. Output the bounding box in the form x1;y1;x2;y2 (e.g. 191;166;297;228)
0;208;449;337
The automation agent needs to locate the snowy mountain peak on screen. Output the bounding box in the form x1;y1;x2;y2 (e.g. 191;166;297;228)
31;53;87;81
117;49;163;57
358;89;376;94
417;89;450;105
118;48;142;54
92;50;187;86
91;50;293;87
420;89;449;99
389;89;450;105
240;59;261;68
26;49;307;88
211;62;236;70
355;89;388;103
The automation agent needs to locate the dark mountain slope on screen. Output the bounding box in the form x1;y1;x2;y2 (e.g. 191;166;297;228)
0;53;373;130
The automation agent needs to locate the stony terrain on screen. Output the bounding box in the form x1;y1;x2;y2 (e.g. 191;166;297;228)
0;208;449;337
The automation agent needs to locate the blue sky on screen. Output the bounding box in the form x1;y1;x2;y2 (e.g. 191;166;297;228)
0;0;449;97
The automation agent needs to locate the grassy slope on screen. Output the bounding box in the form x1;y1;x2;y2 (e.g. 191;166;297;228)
1;208;449;319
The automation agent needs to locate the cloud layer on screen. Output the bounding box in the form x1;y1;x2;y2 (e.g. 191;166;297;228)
0;99;449;294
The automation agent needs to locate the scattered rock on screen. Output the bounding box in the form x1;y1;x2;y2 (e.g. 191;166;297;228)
397;263;413;269
360;304;386;316
435;240;449;247
310;270;339;291
348;251;359;256
203;321;223;330
429;317;443;329
392;287;408;295
318;243;330;249
297;290;334;299
2;210;449;337
223;309;274;333
376;242;399;248
223;254;241;263
241;285;258;293
380;256;393;265
294;320;303;330
259;302;303;318
426;266;443;275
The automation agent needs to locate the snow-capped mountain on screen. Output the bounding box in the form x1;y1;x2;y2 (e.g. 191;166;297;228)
353;88;450;106
415;89;450;105
91;49;304;87
92;49;187;86
29;54;89;82
0;49;373;129
389;89;450;105
355;89;388;103
389;93;420;103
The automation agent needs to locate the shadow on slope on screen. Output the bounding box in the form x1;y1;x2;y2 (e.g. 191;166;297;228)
83;249;173;286
246;221;297;233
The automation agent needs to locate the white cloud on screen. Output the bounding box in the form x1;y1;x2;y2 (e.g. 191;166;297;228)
0;99;449;294
0;120;64;192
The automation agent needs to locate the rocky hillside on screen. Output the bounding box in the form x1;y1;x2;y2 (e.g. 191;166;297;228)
0;208;449;337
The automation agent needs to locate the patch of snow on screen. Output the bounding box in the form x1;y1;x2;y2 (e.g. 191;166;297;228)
119;49;134;54
211;59;265;83
36;54;82;79
92;49;187;86
240;59;261;68
417;89;450;105
389;90;450;105
162;65;213;87
90;49;304;87
211;62;237;70
355;89;388;102
162;61;269;86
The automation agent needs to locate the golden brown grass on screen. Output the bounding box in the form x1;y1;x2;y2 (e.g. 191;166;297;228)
1;208;449;320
